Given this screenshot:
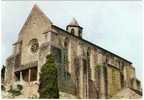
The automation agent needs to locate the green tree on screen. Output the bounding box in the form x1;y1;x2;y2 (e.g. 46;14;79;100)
1;65;5;82
38;54;59;98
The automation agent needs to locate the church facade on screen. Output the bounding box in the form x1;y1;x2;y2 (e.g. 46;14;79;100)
4;5;142;98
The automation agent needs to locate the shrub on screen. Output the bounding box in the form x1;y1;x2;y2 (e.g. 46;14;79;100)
1;85;5;91
17;84;23;91
29;95;38;99
8;85;21;97
38;54;59;98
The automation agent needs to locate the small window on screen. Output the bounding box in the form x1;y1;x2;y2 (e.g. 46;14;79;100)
87;47;91;57
79;29;82;37
63;48;68;64
15;72;20;81
71;28;75;34
120;74;124;88
64;37;69;48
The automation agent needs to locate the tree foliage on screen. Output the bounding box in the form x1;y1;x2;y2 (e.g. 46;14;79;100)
38;54;59;98
8;85;22;97
1;65;5;81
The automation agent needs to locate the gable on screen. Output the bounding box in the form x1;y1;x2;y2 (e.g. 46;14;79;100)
18;4;52;41
19;5;53;65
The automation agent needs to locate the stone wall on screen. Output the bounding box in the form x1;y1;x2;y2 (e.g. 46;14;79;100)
19;5;52;65
4;5;141;99
51;25;141;98
107;66;121;98
123;65;136;88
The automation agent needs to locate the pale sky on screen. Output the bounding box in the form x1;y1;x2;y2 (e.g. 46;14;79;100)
1;1;142;81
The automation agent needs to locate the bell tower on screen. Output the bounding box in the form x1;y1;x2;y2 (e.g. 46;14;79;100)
66;18;83;38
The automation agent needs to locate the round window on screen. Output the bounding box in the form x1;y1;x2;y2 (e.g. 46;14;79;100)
29;39;39;53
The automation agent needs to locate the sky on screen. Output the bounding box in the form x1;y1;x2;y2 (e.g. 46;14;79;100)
1;1;142;81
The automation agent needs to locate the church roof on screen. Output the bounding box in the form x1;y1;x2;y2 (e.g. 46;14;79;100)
68;18;80;26
17;5;132;64
52;25;132;64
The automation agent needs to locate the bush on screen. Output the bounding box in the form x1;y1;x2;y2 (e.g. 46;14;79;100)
8;86;21;97
38;54;59;98
1;85;5;91
17;84;23;91
29;95;38;99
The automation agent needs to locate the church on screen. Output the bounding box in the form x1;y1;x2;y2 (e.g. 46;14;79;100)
4;5;142;98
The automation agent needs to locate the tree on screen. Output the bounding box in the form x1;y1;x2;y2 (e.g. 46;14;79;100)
38;54;59;98
1;65;5;82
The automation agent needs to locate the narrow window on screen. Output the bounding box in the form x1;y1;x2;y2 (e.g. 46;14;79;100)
15;71;20;81
83;59;87;74
22;69;29;82
51;46;62;63
30;67;37;81
79;29;82;37
64;37;69;48
71;28;75;34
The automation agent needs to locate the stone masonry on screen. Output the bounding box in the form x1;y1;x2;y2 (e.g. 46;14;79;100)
4;5;142;99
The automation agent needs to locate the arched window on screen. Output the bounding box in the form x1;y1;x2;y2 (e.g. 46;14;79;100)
83;59;87;74
63;37;69;65
71;28;75;34
87;47;91;57
64;37;69;48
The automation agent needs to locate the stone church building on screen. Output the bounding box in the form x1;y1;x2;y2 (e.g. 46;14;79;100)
4;5;142;98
